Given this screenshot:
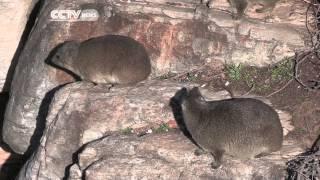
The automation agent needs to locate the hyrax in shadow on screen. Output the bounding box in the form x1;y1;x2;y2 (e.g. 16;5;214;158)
202;0;279;19
50;35;151;84
179;87;283;168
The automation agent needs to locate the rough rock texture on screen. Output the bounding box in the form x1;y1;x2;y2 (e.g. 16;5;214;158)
0;0;37;91
67;133;301;180
205;0;308;25
287;136;320;179
16;81;301;179
16;80;197;179
3;0;309;154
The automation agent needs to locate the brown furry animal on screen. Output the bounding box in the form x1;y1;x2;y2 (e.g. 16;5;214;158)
50;35;151;84
178;87;283;168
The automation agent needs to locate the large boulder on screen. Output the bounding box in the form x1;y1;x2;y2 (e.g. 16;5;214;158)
0;0;38;91
66;132;302;180
3;0;308;155
16;80;197;179
16;81;301;179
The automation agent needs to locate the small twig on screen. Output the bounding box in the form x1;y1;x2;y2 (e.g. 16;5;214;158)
265;79;294;97
293;53;316;90
242;83;255;96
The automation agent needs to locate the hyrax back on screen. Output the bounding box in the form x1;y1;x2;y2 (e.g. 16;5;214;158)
50;35;151;84
202;0;279;19
180;87;283;168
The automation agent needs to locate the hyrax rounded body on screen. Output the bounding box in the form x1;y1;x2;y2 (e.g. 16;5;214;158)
180;87;283;168
50;35;151;84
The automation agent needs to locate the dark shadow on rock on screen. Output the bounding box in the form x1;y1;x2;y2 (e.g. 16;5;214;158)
0;154;25;180
14;82;73;178
311;134;320;151
3;0;43;92
16;41;82;178
0;93;25;179
62;135;110;180
169;87;198;147
44;43;81;82
22;32;84;157
21;41;83;157
24;83;70;157
0;1;45;176
0;93;9;150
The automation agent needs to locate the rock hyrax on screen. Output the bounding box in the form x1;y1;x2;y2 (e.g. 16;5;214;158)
50;35;151;84
179;87;283;168
202;0;279;19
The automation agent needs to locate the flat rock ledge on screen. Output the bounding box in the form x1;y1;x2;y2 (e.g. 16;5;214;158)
16;80;302;179
66;132;301;180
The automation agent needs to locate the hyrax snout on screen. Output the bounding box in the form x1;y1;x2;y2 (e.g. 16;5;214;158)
50;35;151;85
179;87;283;168
202;0;279;19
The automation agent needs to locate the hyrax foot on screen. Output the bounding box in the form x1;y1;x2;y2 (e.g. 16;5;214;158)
211;150;224;169
211;161;222;169
194;148;206;156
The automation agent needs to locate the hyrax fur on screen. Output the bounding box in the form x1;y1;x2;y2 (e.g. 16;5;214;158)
202;0;279;19
179;87;283;168
50;35;151;85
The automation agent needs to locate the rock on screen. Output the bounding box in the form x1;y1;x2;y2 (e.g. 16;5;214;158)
0;148;11;165
3;0;308;155
16;80;198;179
2;0;226;154
287;136;320;179
204;0;308;25
69;132;214;180
0;0;38;91
66;132;302;180
16;80;300;179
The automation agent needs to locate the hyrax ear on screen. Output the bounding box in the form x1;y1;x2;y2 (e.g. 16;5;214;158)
180;87;188;95
171;87;188;103
189;87;206;101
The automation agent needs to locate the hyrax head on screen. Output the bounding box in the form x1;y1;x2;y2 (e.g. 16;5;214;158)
180;87;207;106
50;41;80;71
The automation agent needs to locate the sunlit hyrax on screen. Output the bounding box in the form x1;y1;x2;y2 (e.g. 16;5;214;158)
179;87;283;168
202;0;279;19
50;35;151;84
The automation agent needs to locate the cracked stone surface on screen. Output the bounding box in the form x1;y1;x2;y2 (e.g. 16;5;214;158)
16;81;301;179
3;0;308;155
